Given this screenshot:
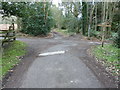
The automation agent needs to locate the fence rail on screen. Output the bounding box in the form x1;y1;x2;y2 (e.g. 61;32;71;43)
0;20;16;46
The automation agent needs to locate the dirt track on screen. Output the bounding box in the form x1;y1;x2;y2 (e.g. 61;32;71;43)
2;32;118;88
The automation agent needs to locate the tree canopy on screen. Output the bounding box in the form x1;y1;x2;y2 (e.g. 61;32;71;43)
1;2;53;36
1;1;120;47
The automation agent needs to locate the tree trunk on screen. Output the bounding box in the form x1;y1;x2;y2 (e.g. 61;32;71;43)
82;2;87;35
101;2;106;47
95;4;97;31
88;4;95;37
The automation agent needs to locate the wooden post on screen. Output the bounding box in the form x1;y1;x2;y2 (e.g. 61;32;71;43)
97;23;111;47
12;19;16;40
0;19;16;46
102;27;105;47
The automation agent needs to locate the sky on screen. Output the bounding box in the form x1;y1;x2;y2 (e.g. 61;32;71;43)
52;0;61;7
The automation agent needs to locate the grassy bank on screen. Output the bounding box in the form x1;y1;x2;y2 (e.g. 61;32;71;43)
92;44;120;77
0;41;26;79
55;28;75;36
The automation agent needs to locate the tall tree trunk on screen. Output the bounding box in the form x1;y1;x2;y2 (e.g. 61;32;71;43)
95;4;97;31
88;4;95;37
101;2;106;47
82;2;87;35
105;1;109;39
108;2;116;37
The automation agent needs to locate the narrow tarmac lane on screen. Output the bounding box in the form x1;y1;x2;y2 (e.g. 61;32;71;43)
4;33;105;88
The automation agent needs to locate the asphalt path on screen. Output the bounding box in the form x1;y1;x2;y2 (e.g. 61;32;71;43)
3;33;107;88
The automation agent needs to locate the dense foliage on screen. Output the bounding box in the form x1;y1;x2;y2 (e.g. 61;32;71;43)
51;2;120;48
1;2;120;46
50;5;64;29
112;2;120;48
21;2;53;36
1;2;53;36
51;2;81;34
113;30;120;48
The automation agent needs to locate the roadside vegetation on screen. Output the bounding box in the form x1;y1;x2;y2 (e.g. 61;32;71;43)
1;2;53;36
55;28;75;36
0;41;26;79
92;44;119;77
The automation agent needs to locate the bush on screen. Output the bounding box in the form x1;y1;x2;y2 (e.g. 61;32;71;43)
2;2;53;36
113;30;120;48
20;3;53;36
66;17;79;33
90;30;101;39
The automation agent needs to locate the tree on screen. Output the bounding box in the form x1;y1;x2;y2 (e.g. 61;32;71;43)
50;5;64;29
87;3;95;37
112;2;120;48
1;2;27;17
1;2;53;36
82;2;87;35
58;2;82;33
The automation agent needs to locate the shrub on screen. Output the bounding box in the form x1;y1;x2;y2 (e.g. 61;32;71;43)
90;30;101;39
2;2;53;36
113;30;120;48
20;3;53;36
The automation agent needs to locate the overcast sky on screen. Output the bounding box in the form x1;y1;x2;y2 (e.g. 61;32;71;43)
52;0;61;7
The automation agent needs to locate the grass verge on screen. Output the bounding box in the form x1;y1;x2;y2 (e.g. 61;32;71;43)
55;28;75;36
0;40;27;79
91;44;120;77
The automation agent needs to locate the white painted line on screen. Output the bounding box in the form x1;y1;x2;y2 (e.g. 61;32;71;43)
39;50;66;56
89;42;101;44
89;42;109;44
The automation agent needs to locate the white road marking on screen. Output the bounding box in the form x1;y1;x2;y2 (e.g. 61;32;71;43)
38;50;66;56
89;42;101;44
89;42;108;44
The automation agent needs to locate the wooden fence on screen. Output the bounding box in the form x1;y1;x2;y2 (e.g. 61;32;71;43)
0;19;16;46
